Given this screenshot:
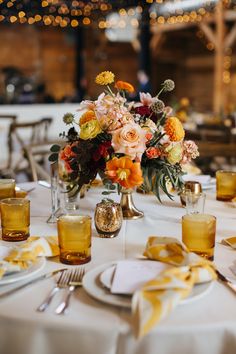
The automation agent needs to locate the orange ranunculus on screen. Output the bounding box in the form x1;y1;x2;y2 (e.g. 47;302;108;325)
106;156;143;189
79;110;97;126
115;80;135;93
164;116;185;142
59;144;76;161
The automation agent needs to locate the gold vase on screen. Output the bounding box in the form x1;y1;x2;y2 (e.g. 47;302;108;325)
120;188;144;220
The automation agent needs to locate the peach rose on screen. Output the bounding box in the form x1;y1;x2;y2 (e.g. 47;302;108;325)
112;123;147;161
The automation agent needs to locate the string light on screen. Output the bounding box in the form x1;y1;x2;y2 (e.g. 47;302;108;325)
0;0;226;29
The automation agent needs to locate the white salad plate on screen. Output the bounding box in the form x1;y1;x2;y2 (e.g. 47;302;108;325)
83;262;214;308
0;257;46;285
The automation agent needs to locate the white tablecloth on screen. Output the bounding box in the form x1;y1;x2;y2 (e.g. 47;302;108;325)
0;183;236;354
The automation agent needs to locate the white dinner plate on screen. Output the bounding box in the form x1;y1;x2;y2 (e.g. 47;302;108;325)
0;257;46;285
82;262;214;308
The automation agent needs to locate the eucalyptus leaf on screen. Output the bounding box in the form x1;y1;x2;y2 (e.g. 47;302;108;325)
48;153;59;162
50;144;61;153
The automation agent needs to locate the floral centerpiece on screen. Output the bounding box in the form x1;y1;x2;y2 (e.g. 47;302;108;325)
50;71;199;214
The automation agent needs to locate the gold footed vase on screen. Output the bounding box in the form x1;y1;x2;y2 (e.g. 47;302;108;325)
120;188;144;220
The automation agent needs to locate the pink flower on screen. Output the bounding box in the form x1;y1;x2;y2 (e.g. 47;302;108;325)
94;93;134;132
146;147;161;159
139;92;156;106
112;123;147;161
163;106;173;117
77;100;96;111
181;140;199;164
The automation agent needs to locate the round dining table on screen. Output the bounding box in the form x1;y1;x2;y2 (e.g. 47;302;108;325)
0;182;236;354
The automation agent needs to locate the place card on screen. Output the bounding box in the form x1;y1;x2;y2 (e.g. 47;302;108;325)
110;260;169;295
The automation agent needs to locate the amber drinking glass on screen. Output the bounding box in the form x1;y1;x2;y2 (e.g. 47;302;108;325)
0;179;16;200
57;214;91;265
182;214;216;260
0;198;30;241
216;170;236;201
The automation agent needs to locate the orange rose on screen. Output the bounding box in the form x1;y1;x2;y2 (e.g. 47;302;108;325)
145;132;153;141
106;156;143;189
115;80;135;93
146;147;161;159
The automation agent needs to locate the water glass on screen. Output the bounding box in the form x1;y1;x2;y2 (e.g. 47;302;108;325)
0;179;16;200
185;191;206;214
182;213;216;260
216;170;236;201
57;214;91;265
0;198;30;241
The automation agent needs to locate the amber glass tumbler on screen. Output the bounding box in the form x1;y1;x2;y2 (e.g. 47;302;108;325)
0;198;30;241
57;214;91;265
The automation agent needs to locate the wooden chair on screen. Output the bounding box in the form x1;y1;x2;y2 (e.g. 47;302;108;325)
0;114;17;177
8;117;53;179
23;140;63;182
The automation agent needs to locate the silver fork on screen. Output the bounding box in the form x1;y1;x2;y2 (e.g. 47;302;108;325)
55;267;85;315
36;270;70;312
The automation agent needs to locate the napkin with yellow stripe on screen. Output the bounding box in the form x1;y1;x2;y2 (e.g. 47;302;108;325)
221;236;236;249
132;237;216;338
0;236;59;279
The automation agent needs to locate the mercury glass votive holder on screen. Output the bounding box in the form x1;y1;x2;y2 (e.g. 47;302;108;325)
180;181;202;207
94;200;123;238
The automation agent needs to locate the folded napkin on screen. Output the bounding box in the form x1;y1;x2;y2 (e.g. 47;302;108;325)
221;237;236;249
132;237;216;338
0;236;59;279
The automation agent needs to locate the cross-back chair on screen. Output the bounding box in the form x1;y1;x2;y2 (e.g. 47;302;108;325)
24;140;63;182
0;114;17;177
8;117;53;179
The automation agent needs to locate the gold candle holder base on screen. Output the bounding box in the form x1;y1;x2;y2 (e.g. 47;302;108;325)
120;189;144;220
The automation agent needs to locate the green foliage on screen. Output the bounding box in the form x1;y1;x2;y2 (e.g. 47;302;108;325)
142;160;184;203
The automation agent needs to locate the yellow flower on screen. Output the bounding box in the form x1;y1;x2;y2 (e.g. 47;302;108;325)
166;143;183;164
79;110;96;126
95;71;115;85
164;116;185;142
80;120;102;140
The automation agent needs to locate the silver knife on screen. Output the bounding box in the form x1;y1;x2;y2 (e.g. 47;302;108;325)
0;268;66;299
216;269;236;294
38;180;51;189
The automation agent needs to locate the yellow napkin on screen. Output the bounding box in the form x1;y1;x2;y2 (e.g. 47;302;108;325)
0;236;59;279
221;237;236;249
132;237;216;338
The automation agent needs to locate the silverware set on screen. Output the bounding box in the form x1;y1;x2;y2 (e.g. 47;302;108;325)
37;267;85;315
